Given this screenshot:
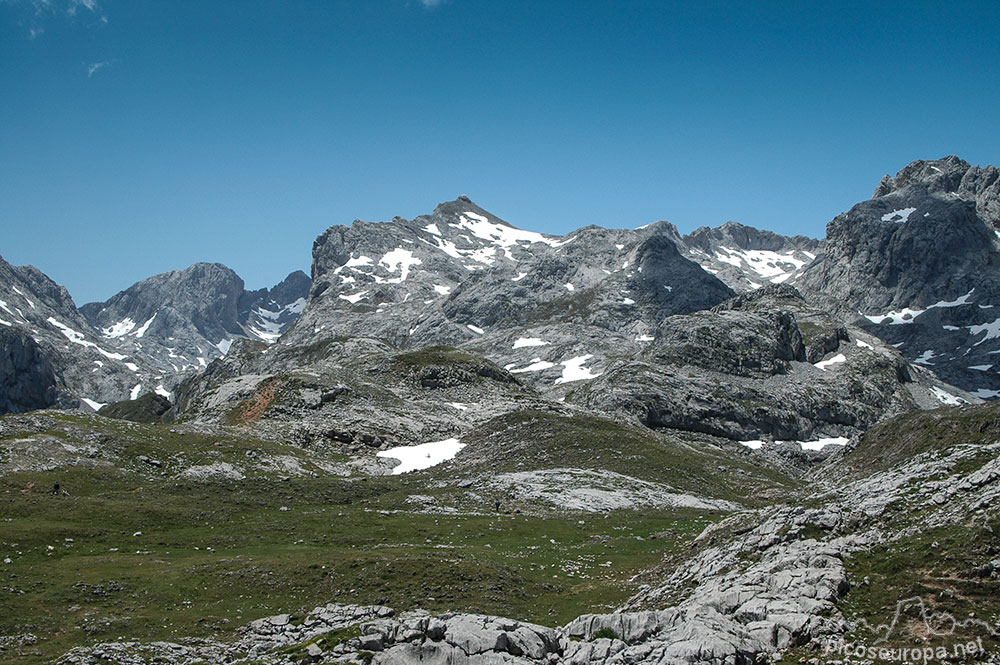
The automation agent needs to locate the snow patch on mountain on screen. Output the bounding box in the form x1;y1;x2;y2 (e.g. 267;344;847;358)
740;437;849;451
339;291;368;305
863;290;977;325
509;359;556;373
555;354;601;384
814;354;846;370
713;247;809;282
379;248;422;283
513;337;549;349
930;386;966;405
881;207;917;223
48;317;128;361
377;438;465;474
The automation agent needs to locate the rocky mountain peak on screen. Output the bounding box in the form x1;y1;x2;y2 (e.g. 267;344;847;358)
684;221;820;254
678;222;821;293
872;155;971;198
795;155;1000;398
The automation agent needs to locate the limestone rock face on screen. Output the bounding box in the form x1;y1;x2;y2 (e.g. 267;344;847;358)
795;156;1000;397
80;264;311;379
0;254;141;409
0;327;59;413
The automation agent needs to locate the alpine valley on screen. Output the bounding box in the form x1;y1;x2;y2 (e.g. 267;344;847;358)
2;157;1000;665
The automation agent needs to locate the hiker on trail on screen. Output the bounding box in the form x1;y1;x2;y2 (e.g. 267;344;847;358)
52;482;60;495
494;498;501;513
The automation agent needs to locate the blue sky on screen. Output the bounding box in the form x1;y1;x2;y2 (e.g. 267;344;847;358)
2;1;998;305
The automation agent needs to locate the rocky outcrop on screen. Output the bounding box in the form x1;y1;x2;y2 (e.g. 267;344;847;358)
574;287;928;442
0;255;143;410
98;392;172;423
0;328;59;413
795;156;1000;398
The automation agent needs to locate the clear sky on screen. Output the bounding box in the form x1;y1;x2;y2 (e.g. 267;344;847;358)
2;1;998;305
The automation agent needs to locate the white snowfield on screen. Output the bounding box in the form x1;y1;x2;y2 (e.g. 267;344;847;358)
47;317;128;361
339;290;368;304
930;386;966;406
452;211;564;250
881;207;917;223
379;248;422;283
376;438;466;474
555;354;601;384
863;289;975;325
741;436;849;451
712;247;809;283
102;317;137;337
969;317;1000;344
509;358;556;373
813;354;846;370
80;398;106;412
512;337;549;349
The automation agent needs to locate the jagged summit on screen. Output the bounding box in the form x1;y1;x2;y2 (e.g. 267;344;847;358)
679;221;821;292
684;221;819;253
872;155;971;198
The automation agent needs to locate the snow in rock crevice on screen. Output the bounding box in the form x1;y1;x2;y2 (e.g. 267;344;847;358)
713;247;808;282
813;354;846;370
339;291;368;305
512;337;549;349
452;211;562;250
864;289;976;325
509;358;556;373
881;207;917;223
102;318;137;338
741;437;849;451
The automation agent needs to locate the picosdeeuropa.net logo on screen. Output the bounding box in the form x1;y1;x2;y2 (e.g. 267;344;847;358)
822;596;998;663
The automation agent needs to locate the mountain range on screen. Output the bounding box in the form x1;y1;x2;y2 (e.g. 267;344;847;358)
2;155;996;416
4;156;1000;665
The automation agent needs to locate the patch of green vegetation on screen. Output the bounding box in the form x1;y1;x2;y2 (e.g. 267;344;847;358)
843;402;1000;478
949;449;996;476
518;288;599;326
391;346;481;370
0;412;716;664
99;393;172;424
795;523;831;542
273;337;356;365
460;410;801;506
591;626;620;641
797;321;822;345
279;624;363;659
838;519;1000;652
